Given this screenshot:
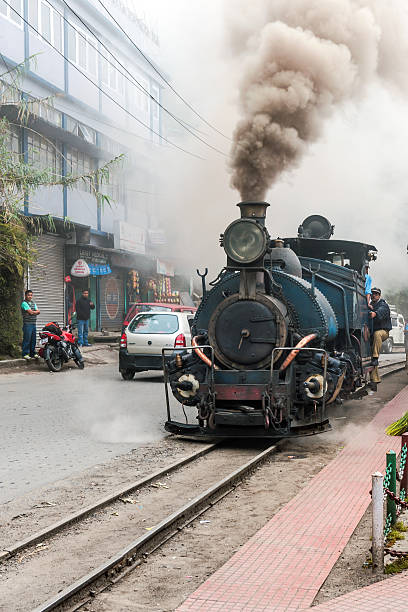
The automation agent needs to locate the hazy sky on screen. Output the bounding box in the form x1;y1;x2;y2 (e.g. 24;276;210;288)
128;1;408;291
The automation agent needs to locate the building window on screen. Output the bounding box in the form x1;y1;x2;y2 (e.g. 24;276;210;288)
100;53;124;95
67;22;97;77
151;85;159;120
129;74;149;116
105;174;125;204
0;78;20;104
0;0;23;27
66;147;93;192
29;99;63;127
29;0;63;52
5;125;21;162
65;116;97;145
27;132;62;177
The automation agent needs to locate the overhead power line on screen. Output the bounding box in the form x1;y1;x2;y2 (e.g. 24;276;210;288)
3;0;205;161
95;0;232;142
60;0;227;156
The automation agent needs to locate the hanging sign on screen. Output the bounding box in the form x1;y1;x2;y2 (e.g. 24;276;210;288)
71;259;90;277
157;259;174;277
113;221;146;254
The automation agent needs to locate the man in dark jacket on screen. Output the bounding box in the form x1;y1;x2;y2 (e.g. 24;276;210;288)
75;289;95;347
369;287;392;389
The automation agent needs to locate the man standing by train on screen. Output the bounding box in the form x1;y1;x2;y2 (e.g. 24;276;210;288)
369;287;392;390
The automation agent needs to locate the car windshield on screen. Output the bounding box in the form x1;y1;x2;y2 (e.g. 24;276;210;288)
133;305;172;314
129;313;179;334
392;317;398;327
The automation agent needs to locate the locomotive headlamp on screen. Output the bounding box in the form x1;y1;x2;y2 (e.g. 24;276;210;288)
223;218;268;264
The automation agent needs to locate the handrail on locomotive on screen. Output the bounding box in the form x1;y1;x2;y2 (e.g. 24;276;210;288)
163;201;377;439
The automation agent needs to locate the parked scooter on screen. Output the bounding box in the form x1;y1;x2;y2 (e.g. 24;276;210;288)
38;322;84;372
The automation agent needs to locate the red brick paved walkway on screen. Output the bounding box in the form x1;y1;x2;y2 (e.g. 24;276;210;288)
313;572;408;610
178;385;408;611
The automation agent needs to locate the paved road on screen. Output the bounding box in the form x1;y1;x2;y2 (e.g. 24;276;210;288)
0;365;178;504
0;351;405;505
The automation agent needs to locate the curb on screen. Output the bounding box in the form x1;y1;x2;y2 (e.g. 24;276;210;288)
0;345;117;371
0;358;34;369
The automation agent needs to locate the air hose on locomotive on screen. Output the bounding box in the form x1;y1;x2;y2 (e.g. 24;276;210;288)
279;333;318;371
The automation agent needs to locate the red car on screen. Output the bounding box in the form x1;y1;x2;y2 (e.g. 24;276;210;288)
122;302;197;331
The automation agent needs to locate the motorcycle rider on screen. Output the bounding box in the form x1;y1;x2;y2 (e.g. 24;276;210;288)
75;289;95;347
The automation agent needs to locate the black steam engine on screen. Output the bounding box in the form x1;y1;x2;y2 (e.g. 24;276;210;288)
163;202;376;438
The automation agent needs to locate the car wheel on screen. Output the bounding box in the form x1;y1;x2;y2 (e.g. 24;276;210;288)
121;369;136;380
382;338;393;354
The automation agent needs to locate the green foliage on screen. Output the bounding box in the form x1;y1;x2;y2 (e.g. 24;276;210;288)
385;556;408;574
0;59;123;357
0;264;23;358
386;521;407;548
386;412;408;436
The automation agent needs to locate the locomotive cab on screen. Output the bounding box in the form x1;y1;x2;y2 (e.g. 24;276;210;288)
163;203;377;439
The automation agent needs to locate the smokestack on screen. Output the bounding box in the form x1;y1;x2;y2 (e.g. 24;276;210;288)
237;200;269;226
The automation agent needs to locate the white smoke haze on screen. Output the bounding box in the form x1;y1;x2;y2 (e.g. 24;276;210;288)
227;0;408;200
73;382;163;444
137;1;408;291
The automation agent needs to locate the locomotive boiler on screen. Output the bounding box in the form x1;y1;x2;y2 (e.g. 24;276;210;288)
163;202;377;438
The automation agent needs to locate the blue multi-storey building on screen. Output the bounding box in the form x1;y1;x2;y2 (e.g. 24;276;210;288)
0;0;178;330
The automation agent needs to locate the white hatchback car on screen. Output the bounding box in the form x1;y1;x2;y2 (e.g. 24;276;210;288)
381;310;405;354
119;311;193;380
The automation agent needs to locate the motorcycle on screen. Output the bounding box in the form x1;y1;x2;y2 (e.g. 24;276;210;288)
38;323;85;372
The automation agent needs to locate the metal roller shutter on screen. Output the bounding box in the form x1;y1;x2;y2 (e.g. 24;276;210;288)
100;272;125;330
29;234;65;330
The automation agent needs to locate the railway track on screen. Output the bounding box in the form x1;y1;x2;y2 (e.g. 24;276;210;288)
32;444;277;612
1;442;278;612
0;443;217;563
2;359;405;612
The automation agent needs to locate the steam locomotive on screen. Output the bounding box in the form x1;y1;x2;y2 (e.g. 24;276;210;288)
163;202;377;439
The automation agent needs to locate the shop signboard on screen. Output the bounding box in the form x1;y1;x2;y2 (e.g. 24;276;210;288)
156;259;175;277
148;228;167;245
114;221;145;255
71;259;90;277
105;277;120;320
78;247;109;265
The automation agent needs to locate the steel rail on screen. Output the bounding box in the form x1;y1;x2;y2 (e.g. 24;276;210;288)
2;360;404;565
0;443;218;563
32;444;277;612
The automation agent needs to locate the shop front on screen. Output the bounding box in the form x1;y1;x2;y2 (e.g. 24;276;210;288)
29;233;66;330
65;245;113;331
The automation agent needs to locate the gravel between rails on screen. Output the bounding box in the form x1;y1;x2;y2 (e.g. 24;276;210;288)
0;443;218;562
1;443;274;611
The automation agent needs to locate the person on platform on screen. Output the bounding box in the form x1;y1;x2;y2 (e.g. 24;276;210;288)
21;289;40;360
369;287;392;391
75;289;95;347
